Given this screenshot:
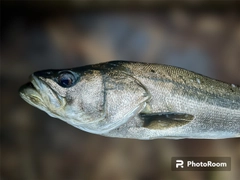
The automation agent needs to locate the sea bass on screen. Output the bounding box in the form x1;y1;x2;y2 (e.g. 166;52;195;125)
19;61;240;139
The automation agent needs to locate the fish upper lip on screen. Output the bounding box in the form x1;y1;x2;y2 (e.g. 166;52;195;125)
27;74;43;101
30;74;42;92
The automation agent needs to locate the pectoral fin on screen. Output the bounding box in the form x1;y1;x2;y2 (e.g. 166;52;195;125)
139;112;194;130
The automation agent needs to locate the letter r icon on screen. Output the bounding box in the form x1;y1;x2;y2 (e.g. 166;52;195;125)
176;160;184;168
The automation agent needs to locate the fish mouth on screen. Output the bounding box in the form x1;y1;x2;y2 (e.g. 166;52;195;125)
19;75;44;106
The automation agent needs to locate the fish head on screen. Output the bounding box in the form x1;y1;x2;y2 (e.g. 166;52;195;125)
19;63;150;134
19;68;105;126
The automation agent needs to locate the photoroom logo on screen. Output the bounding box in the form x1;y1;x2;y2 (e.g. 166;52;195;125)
172;157;231;171
176;160;184;168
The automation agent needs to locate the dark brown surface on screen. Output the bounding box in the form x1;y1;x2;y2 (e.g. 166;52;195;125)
1;1;240;180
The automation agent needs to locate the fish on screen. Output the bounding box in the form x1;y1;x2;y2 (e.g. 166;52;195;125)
19;61;240;139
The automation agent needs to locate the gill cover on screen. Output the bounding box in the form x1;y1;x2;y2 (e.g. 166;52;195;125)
96;70;151;133
72;69;151;134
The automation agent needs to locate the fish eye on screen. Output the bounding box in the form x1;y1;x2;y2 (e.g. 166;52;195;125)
58;72;76;88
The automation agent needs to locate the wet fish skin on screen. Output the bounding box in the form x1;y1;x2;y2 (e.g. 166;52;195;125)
19;61;240;139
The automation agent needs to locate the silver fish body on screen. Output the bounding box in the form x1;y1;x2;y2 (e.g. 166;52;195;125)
19;61;240;139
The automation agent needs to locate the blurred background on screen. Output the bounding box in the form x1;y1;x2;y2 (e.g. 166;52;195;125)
1;0;240;180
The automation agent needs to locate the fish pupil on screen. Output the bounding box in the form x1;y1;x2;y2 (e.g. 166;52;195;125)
58;72;75;87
